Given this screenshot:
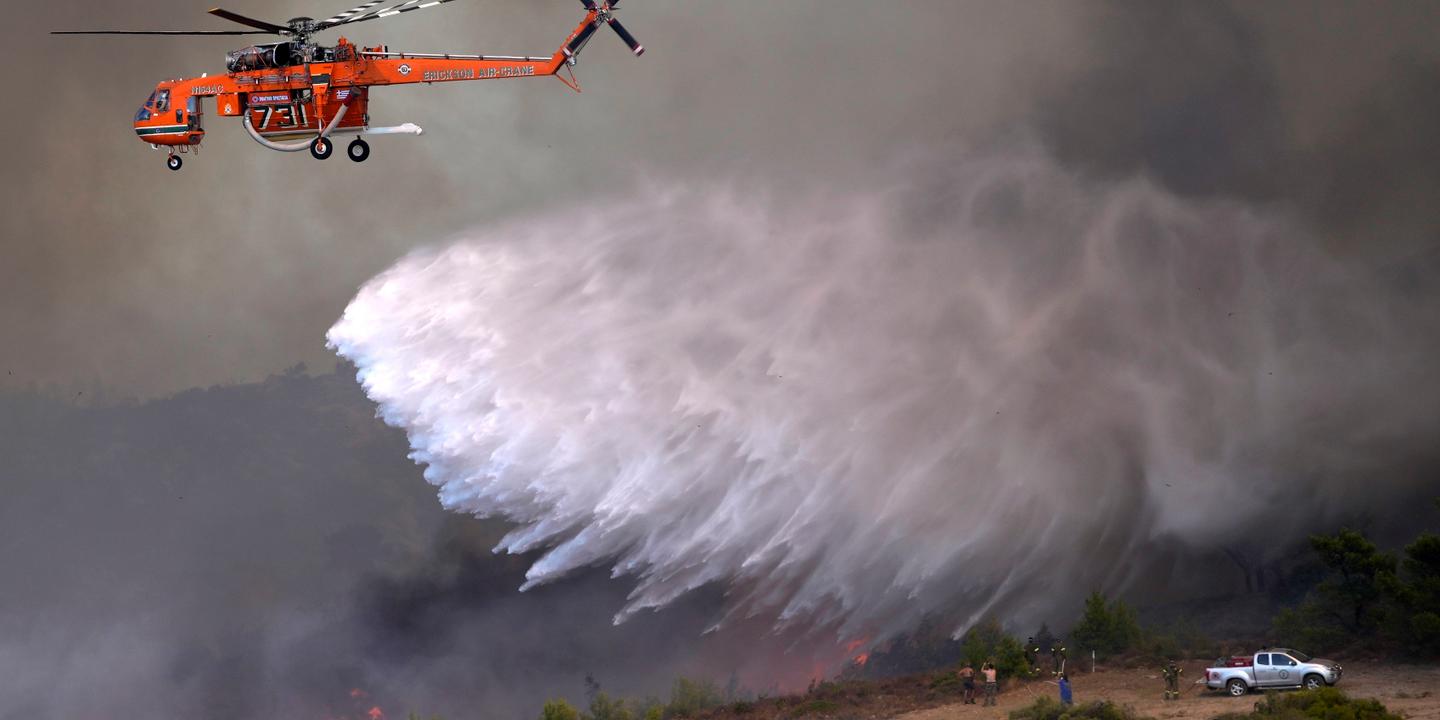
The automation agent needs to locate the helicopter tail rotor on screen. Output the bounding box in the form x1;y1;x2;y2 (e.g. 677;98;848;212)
568;1;644;60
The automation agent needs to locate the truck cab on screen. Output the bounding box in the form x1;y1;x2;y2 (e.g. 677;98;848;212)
1206;649;1342;696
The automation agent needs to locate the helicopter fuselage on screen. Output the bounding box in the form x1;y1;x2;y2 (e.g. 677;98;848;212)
132;34;572;149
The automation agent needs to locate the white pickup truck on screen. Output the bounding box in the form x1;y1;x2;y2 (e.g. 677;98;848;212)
1206;649;1342;696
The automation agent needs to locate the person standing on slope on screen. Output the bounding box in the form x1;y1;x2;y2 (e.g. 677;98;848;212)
982;661;999;706
957;663;977;704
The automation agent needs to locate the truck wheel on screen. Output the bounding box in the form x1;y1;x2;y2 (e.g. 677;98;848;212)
1303;674;1324;690
1227;679;1248;697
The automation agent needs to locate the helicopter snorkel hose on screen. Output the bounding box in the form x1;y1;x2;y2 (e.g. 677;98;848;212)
242;102;348;152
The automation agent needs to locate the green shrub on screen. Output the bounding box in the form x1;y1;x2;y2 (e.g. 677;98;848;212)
929;672;960;691
666;677;724;718
540;699;581;720
1008;696;1148;720
1213;687;1402;720
589;691;634;720
960;618;1030;680
791;699;840;716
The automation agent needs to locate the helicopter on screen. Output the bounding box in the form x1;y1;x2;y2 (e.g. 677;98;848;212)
53;1;643;170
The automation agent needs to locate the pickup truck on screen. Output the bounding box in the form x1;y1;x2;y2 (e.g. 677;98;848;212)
1206;649;1342;696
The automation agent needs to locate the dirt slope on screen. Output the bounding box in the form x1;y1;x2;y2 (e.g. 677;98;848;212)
897;662;1440;720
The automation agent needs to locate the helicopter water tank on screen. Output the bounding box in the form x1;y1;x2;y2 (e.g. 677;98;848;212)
226;42;297;73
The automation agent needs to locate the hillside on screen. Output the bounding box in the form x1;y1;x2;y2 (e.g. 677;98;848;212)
674;661;1440;720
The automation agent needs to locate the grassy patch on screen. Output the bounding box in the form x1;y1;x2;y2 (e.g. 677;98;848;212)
1211;687;1402;720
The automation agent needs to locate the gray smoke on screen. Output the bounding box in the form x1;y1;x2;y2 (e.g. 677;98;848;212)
329;142;1440;641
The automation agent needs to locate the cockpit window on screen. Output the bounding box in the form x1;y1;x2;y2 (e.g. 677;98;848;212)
155;89;170;111
146;91;156;108
134;107;151;122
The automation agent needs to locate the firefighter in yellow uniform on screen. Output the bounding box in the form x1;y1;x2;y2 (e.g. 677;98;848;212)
1162;661;1183;700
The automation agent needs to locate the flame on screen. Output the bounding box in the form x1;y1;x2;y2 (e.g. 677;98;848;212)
844;636;872;667
326;687;385;720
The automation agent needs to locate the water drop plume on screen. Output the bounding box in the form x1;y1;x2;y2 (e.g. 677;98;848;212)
328;146;1437;641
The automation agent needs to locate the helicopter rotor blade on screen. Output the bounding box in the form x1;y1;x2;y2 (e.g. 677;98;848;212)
579;0;598;9
207;8;292;35
315;0;458;31
52;29;274;35
316;0;388;29
606;17;643;56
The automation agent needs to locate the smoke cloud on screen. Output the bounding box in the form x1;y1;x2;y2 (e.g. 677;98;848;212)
328;143;1440;641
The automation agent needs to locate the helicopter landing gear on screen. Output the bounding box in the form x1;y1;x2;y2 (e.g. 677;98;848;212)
310;136;334;160
166;154;183;171
347;138;370;163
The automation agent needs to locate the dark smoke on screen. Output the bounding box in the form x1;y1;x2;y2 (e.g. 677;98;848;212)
0;371;832;720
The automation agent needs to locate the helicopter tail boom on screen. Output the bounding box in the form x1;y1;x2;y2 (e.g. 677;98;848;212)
353;3;642;88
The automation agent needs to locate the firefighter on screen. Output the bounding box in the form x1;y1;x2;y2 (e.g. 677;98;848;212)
1162;661;1183;700
1051;640;1068;676
1025;637;1039;675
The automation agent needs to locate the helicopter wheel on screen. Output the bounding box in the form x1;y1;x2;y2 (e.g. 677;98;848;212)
167;154;183;171
310;137;334;160
347;138;371;163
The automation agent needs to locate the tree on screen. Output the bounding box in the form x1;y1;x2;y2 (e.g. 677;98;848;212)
1070;592;1141;658
1273;527;1411;653
1386;531;1440;655
1309;529;1397;632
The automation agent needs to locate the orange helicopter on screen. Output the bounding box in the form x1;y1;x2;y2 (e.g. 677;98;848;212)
54;0;643;170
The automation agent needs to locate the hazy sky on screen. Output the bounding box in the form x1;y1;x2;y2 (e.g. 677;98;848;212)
3;0;1437;396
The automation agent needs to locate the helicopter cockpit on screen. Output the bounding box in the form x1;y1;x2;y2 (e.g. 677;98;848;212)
133;83;204;165
133;88;168;122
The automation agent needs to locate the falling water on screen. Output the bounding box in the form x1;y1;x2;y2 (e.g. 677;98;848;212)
328;146;1438;641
